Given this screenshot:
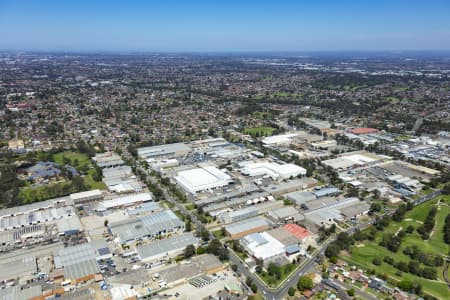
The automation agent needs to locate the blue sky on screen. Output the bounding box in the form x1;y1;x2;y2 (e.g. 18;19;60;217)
0;0;449;51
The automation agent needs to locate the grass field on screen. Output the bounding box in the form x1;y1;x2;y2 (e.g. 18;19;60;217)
258;263;297;288
244;126;275;136
53;151;106;190
53;151;91;168
341;197;450;299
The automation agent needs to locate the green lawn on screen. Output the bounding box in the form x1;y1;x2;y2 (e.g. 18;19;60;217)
212;229;225;240
53;151;91;169
54;151;106;190
244;126;275;137
395;135;413;142
341;197;450;299
258;263;297;288
18;181;73;204
85;169;107;190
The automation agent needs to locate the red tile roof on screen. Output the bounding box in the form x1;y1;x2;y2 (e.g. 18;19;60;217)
283;224;310;240
350;127;378;135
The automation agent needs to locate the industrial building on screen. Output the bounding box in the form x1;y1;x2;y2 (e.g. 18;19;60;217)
137;232;198;263
302;197;363;227
322;151;384;170
240;232;286;261
56;243;100;283
262;133;299;145
303;196;359;212
93;152;125;168
285;191;317;206
224;217;272;239
109;209;185;244
56;215;83;236
138;142;192;160
0;285;42;300
218;200;283;224
283;224;311;241
1;204;75;230
95;192;152;212
261;177;318;196
101;166;142;194
266;227;302;248
175;165;232;194
239;160;306;179
0;255;37;282
69;189;103;204
340;203;370;219
267;206;304;223
127;201;162;216
312;187;340;198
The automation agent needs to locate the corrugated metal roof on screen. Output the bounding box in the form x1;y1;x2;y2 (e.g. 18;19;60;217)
224;217;272;235
137;233;197;260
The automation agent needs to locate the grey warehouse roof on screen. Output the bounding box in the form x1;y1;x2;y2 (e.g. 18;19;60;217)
224;216;272;235
137;232;197;260
138;143;191;159
0;286;42;300
57;243;100;280
110;209;184;242
285;191;316;205
0;256;37;282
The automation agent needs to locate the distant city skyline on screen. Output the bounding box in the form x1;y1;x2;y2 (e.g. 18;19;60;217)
0;0;449;52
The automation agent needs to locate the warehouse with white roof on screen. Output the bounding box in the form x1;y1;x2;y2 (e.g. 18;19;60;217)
241;232;286;261
138;143;192;160
175;165;232;194
95;192;152;212
239;161;306;179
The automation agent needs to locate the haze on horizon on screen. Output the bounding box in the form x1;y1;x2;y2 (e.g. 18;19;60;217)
0;0;449;52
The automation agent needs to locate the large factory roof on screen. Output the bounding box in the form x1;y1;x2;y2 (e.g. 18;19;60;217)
241;232;285;260
0;256;36;282
96;192;152;211
69;189;103;202
239;161;306;179
110;209;184;242
137;232;197;260
138;143;191;159
224;217;272;235
175;165;231;194
57;243;100;280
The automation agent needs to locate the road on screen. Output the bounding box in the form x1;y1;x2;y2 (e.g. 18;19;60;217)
328;278;378;300
123;147;207;238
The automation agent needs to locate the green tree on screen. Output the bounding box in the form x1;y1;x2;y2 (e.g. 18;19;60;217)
288;286;296;296
184;244;196;259
297;275;313;291
185;221;192;232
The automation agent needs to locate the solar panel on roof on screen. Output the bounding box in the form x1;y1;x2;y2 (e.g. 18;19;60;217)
97;247;111;256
